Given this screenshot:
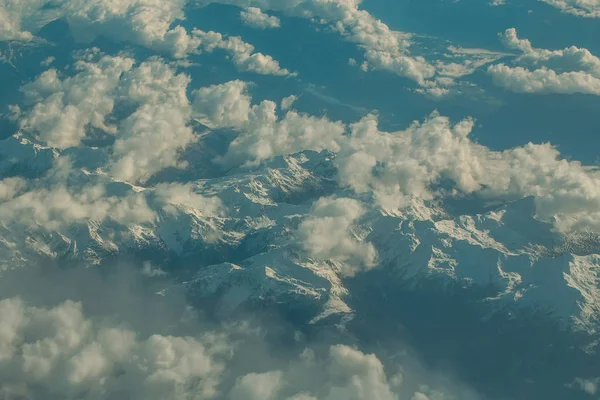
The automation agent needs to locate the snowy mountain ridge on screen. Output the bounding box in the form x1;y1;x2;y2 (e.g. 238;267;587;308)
2;137;599;335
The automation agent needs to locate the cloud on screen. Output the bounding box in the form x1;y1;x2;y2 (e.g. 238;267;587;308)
110;59;197;183
0;177;27;201
222;343;478;400
153;182;224;217
572;377;599;395
0;0;292;76
0;179;156;230
336;112;481;209
280;95;297;111
0;261;238;399
196;1;512;96
13;52;600;236
488;64;600;95
4;0;499;90
0;296;230;399
336;111;600;233
0;0;188;50
185;29;294;75
63;0;191;54
192;79;253;128
0;0;60;41
0;291;477;400
209;33;293;76
192;80;344;166
241;7;281;29
297;197;377;277
18;54;135;148
229;371;283;400
15;54;199;183
324;345;396;400
0;160;223;238
193;77;600;234
540;0;600;17
195;0;443;87
488;28;600;95
0;259;481;400
501;28;600;75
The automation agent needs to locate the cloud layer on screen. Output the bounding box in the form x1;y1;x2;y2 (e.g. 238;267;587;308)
297;197;377;276
0;294;478;400
0;259;479;400
333;110;600;233
240;7;281;29
540;0;600;17
196;0;461;91
488;28;600;95
192;80;344;166
14;53;199;183
0;0;292;76
0;297;230;400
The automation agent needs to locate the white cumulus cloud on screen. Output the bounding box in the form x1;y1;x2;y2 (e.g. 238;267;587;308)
18;54;134;148
336;111;600;233
297;197;377;277
229;371;283;400
15;54;199;183
196;0;443;87
0;0;60;41
0;297;230;400
241;7;281;29
192;80;344;166
0;180;155;230
0;0;293;76
0;263;480;400
488;28;600;95
324;344;396;400
540;0;600;17
110;59;197;182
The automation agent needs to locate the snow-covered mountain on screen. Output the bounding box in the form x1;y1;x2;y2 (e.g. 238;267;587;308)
2;134;598;337
3;1;600;399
